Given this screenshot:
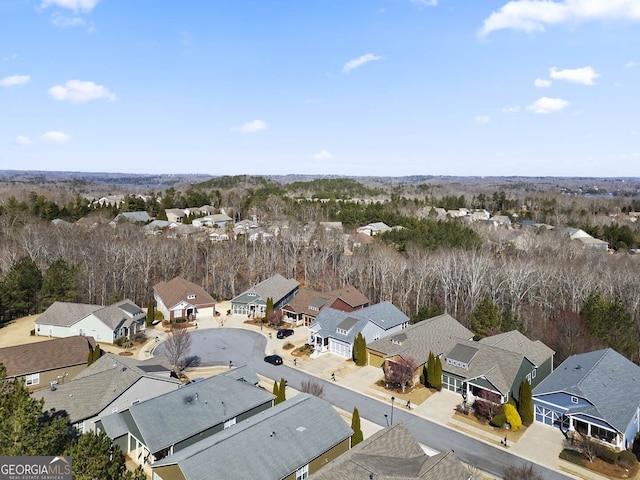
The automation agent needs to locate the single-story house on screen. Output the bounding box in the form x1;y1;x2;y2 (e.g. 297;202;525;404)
0;336;96;390
203;213;233;228
37;353;180;434
111;211;153;224
309;422;470;480
153;277;216;321
308;301;409;359
442;330;554;405
230;274;299;316
282;285;369;327
356;222;391;236
97;368;274;466
366;313;473;369
34;300;146;344
151;394;352;480
533;348;640;450
165;209;185;223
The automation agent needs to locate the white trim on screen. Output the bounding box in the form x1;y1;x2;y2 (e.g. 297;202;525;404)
25;373;40;386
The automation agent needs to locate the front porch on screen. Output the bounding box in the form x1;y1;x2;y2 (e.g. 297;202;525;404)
568;416;623;450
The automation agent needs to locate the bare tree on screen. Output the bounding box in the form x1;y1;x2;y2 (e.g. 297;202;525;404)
503;464;544;480
164;325;192;371
300;380;324;398
384;357;418;393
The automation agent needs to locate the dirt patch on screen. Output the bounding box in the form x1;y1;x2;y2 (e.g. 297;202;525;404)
369;381;432;406
118;352;134;356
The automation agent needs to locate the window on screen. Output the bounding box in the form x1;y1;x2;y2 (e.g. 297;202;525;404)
373;332;380;341
295;464;309;480
73;421;85;434
131;400;140;406
79;328;86;336
25;373;39;386
571;396;578;404
187;294;196;300
532;369;537;379
224;418;236;429
526;373;531;383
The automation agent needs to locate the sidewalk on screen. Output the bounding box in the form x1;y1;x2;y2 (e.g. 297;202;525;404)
148;305;610;480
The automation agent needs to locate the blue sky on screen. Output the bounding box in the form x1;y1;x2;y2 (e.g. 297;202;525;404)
1;0;639;177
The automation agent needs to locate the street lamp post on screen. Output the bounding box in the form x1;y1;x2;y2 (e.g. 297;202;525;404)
390;396;395;426
384;414;389;427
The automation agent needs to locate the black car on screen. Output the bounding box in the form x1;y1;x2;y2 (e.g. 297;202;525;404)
264;354;283;365
276;329;294;339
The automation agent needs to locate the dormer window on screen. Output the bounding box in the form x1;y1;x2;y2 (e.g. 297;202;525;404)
187;294;196;300
336;328;348;335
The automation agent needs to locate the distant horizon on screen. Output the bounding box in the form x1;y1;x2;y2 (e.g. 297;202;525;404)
2;1;639;178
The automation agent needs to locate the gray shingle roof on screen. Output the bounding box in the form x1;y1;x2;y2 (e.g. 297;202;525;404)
93;300;145;330
153;394;352;480
234;274;299;304
443;339;528;396
533;348;640;433
37;353;178;423
479;330;554;366
154;277;215;310
35;302;100;327
366;313;473;364
105;370;274;453
310;302;409;344
309;423;469;480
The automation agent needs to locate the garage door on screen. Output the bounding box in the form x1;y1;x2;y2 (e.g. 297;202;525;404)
330;340;350;358
442;374;463;393
535;405;563;426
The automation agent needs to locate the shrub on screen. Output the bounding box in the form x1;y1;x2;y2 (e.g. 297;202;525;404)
598;446;618;465
560;448;585;467
503;403;522;431
30;329;35;336
490;413;506;428
618;449;637;469
114;337;125;347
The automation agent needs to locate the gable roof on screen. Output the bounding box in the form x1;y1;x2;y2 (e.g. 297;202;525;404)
310;302;409;344
309;423;469;480
443;339;529;397
35;302;101;327
153;394;352;480
235;274;299;304
479;330;554;367
116;211;152;223
92;300;145;330
367;313;473;363
103;370;273;453
0;336;96;378
154;277;215;309
533;348;640;433
37;353;178;423
282;288;331;315
328;285;369;309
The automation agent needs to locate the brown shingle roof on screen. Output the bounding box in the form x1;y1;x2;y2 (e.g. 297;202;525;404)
0;336;96;378
154;277;215;309
328;285;369;309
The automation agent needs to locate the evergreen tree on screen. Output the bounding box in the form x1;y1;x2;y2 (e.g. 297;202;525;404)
426;352;436;388
433;356;443;391
518;379;534;426
0;364;72;455
87;345;95;366
272;380;279;401
469;296;501;339
276;377;286;405
65;431;130;480
420;364;427;386
353;332;367;366
40;259;77;308
500;309;523;334
0;256;43;321
147;300;155;327
265;297;274;321
351;407;363;446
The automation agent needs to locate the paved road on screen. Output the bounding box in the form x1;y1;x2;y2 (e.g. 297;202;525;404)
155;328;571;480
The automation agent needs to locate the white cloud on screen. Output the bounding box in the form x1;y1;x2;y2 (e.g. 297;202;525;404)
527;96;569;114
411;0;438;6
3;53;17;61
312;150;334;160
234;120;267;133
0;75;31;87
626;60;637;68
343;53;383;73
550;66;600;85
534;78;552;88
40;0;99;12
51;13;86;28
475;115;491;124
48;80;116;103
41;131;71;143
502;105;520;113
479;0;640;37
15;136;32;146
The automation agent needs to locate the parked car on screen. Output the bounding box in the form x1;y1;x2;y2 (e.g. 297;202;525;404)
277;329;294;339
264;354;283;365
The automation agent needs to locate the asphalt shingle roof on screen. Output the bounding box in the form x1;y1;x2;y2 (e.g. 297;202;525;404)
154;277;215;310
35;302;100;327
105;371;274;453
234;274;299;304
0;336;95;378
479;330;554;367
309;423;469;480
533;348;640;433
37;353;178;423
366;313;473;365
153;394;352;480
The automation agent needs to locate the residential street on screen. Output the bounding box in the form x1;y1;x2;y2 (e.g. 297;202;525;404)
155;327;572;480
